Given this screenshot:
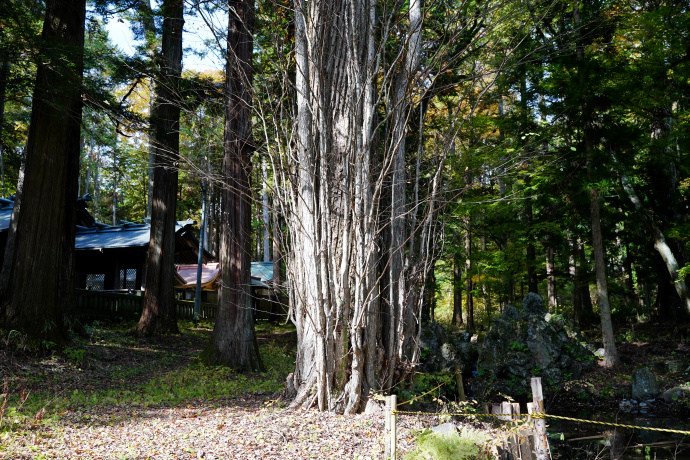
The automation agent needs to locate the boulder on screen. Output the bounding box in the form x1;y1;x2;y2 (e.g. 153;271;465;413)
631;368;659;401
660;386;690;403
474;294;594;397
431;422;459;435
419;322;477;375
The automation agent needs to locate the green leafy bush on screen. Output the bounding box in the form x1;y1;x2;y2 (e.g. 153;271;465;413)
404;426;491;460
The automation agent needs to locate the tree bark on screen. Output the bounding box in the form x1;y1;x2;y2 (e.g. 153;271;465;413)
0;44;9;199
389;0;422;365
546;244;557;311
590;189;619;367
453;250;463;326
288;0;381;413
202;0;262;370
137;0;184;336
525;196;538;294
619;170;690;318
465;223;474;332
0;0;85;343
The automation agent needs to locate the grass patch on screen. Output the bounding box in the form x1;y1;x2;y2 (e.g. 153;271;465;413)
0;320;295;434
404;426;493;460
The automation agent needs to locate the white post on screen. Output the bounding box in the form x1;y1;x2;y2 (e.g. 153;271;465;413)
391;394;397;459
385;396;391;458
530;377;550;460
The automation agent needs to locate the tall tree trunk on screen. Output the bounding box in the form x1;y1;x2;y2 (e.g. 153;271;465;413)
202;0;262;370
137;0;183;336
262;158;270;262
0;0;85;343
0;44;9;199
525;196;538;294
138;0;158;219
569;236;581;326
465;223;474;332
619;169;690;318
590;189;619;367
389;0;422;363
288;0;380;413
453;250;463;326
546;243;557;311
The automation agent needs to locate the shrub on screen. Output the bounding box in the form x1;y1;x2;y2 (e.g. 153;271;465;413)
404;426;491;460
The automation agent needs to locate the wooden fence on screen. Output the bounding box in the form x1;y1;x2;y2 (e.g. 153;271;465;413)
75;289;217;321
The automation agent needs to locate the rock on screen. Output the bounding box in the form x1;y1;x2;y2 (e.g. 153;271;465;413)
363;398;384;415
474;294;594;397
502;305;520;320
631;368;659;401
418;322;477;375
666;360;686;373
545;313;565;331
522;293;547;316
457;331;472;343
284;373;297;400
660;386;690;403
431;423;459;435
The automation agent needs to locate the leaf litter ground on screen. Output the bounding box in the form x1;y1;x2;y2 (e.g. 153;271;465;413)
0;321;439;459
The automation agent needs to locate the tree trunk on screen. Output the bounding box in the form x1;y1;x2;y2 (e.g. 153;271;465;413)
262;159;270;262
0;0;85;343
138;0;158;219
202;0;262;370
619;169;690;319
137;0;183;336
453;250;463;326
590;189;619;367
569;236;581;326
546;244;557;311
288;0;380;413
525;197;538;294
465;223;474;332
0;45;9;199
389;0;422;365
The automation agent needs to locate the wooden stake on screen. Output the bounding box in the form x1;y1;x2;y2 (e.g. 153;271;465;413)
385;396;391;459
530;377;551;460
455;367;466;402
391;394;397;459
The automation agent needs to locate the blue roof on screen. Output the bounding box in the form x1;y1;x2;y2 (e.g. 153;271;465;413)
75;224;151;249
0;205;12;232
250;261;274;287
75;221;196;250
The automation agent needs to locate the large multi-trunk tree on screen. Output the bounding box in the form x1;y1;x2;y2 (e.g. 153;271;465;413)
281;0;525;413
201;0;262;370
287;0;381;413
0;0;86;343
137;0;184;336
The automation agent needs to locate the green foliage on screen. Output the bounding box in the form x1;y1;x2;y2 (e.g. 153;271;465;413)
509;342;529;353
404;427;491;460
396;372;458;406
63;347;86;364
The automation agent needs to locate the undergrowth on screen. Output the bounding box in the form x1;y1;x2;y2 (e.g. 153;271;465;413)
404;426;493;460
0;321;296;434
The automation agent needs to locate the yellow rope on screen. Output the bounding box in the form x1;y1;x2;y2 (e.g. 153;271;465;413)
394;410;529;419
396;381;447;407
391;410;690;436
532;413;690;436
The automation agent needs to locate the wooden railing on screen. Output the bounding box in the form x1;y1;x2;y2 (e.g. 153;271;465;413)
75;289;217;321
175;299;217;320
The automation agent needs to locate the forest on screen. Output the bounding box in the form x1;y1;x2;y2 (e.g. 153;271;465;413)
1;0;689;424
